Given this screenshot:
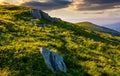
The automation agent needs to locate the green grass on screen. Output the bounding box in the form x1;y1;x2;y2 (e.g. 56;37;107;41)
0;5;120;76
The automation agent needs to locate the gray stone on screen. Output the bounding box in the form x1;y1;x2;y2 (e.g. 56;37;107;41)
38;47;67;73
29;19;35;24
30;9;56;22
0;32;4;35
30;9;42;19
48;46;54;49
38;24;48;27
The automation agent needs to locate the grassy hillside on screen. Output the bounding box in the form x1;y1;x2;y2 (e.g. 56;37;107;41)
76;22;120;36
0;5;120;76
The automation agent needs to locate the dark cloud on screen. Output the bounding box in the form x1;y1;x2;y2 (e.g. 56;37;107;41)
68;0;120;11
20;0;120;11
20;0;71;10
85;0;120;4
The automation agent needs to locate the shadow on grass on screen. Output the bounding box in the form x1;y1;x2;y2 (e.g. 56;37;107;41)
47;36;91;76
52;21;119;45
0;46;90;76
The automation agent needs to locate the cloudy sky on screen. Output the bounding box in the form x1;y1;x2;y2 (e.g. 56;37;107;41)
0;0;120;25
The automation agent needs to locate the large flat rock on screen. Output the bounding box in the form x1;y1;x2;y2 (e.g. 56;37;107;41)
31;9;55;22
38;47;67;73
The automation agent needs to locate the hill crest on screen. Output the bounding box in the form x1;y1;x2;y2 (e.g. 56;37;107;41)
0;5;120;76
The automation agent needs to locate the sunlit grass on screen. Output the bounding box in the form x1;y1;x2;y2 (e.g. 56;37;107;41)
0;5;120;76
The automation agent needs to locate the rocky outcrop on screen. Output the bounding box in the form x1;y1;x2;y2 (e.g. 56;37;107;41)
31;9;55;22
38;47;67;73
42;12;55;22
30;9;42;19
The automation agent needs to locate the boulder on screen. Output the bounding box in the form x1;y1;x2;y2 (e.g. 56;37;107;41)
38;47;67;73
30;9;42;19
30;9;55;22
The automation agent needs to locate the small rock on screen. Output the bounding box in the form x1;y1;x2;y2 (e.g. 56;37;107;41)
29;19;35;24
38;24;48;27
38;47;67;73
0;32;4;35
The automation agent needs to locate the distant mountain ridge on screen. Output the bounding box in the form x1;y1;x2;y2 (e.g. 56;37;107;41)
104;22;120;32
76;22;120;36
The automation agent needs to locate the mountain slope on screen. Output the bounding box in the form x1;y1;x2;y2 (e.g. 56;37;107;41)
0;5;120;76
76;22;120;36
104;22;120;32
